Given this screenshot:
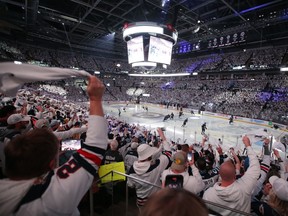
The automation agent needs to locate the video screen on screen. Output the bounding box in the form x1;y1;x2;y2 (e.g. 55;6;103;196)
148;36;173;65
127;36;144;64
61;139;81;151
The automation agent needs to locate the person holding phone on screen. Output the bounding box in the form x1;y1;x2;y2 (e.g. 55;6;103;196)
161;151;204;195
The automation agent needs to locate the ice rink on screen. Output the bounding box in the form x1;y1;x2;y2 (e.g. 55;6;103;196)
104;102;287;156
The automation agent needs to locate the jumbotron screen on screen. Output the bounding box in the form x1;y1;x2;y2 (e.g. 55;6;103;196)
148;36;173;65
127;36;144;64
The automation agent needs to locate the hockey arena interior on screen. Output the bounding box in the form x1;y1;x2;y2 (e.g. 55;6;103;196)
0;0;288;216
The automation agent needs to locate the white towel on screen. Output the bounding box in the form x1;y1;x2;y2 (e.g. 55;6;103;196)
0;62;91;96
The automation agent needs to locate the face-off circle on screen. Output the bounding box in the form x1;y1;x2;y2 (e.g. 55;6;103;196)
132;112;164;119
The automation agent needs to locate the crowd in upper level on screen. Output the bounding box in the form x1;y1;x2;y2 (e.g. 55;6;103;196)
1;41;287;74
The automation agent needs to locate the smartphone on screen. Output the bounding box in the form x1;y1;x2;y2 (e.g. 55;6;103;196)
61;139;81;151
187;153;192;161
165;175;183;189
227;149;234;160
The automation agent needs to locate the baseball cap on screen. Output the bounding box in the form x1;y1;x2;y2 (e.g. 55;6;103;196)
35;119;49;129
137;144;156;161
269;176;288;201
171;152;187;171
7;114;30;125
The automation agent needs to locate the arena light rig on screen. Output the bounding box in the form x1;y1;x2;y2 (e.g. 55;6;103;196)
123;22;178;69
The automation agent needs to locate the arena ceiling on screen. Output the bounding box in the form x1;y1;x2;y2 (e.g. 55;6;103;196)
0;0;288;59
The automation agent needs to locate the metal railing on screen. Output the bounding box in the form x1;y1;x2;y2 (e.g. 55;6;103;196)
88;170;252;216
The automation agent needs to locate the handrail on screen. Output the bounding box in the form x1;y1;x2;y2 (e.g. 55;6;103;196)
90;170;252;216
113;170;162;189
94;169;161;188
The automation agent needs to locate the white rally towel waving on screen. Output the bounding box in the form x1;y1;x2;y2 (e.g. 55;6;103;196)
0;62;91;96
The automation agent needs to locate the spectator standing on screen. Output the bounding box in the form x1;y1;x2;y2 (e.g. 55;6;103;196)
102;139;123;165
124;142;139;173
0;114;31;177
161;151;204;194
127;128;171;209
203;135;260;215
0;76;108;215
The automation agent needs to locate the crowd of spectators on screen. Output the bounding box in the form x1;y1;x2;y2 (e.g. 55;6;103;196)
101;74;288;124
0;38;288;124
0;75;287;215
3;71;285;125
167;46;287;73
0;41;130;73
1;41;287;74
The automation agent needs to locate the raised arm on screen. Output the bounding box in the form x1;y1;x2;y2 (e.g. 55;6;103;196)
73;76;108;173
87;76;105;117
252;140;271;200
238;135;260;193
157;128;170;151
230;149;241;175
273;149;285;179
43;76;108;214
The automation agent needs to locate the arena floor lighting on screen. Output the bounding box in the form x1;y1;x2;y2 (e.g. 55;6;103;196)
280;67;288;72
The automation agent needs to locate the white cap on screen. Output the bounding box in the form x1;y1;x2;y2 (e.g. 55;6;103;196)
269;176;288;201
137;144;157;161
7;114;30;125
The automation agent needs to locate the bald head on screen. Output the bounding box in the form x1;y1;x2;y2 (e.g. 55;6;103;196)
220;161;236;183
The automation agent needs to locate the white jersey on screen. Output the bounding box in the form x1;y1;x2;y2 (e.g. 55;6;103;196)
0;115;108;216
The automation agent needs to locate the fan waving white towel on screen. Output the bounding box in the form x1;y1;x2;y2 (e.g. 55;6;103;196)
0;62;91;96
